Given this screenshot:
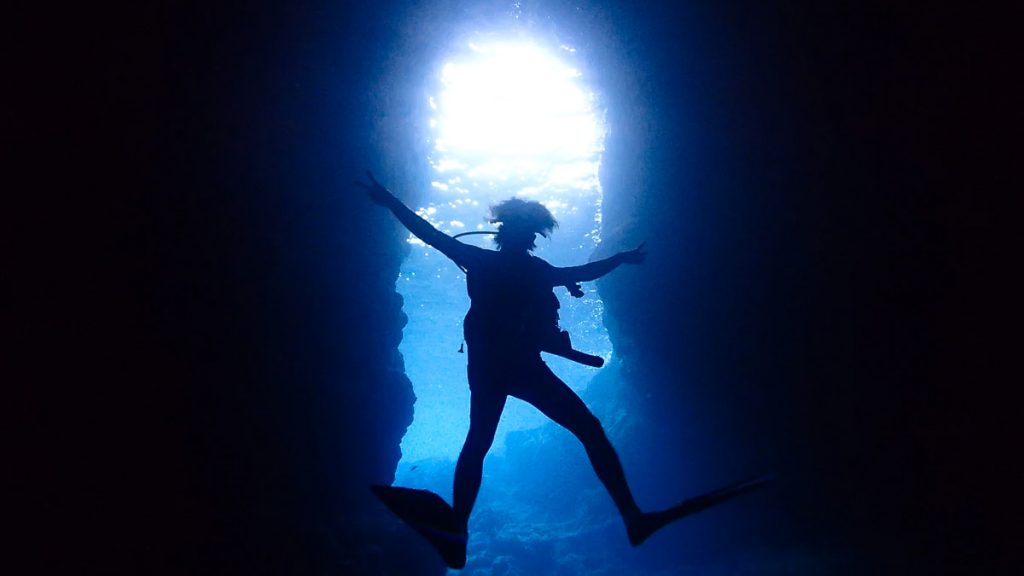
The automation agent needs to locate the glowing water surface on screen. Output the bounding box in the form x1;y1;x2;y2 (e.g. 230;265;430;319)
397;40;611;468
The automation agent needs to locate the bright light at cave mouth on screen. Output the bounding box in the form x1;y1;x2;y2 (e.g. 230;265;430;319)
396;39;611;474
434;42;603;169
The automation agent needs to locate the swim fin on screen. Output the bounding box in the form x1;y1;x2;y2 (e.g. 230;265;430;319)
370;485;468;569
628;474;775;546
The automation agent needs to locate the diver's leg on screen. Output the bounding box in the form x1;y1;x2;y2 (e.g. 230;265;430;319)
513;365;771;546
513;364;642;526
453;386;506;531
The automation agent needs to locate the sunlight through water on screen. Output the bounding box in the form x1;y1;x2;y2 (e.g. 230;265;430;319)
397;38;611;469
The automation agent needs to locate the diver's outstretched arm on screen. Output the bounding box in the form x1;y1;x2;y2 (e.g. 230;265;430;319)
552;242;647;284
356;172;476;266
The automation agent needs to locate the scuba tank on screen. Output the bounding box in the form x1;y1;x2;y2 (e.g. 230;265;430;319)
538;326;605;368
453;231;604;368
534;290;605;368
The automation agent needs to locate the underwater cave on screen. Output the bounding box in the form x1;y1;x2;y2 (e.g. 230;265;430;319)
369;7;731;574
71;0;997;574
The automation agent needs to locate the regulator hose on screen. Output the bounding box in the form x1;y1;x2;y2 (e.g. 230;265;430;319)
452;230;498;240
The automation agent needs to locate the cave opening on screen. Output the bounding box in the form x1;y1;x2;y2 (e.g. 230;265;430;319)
395;37;612;474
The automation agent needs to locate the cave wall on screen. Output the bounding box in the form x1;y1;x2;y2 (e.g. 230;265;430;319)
20;2;444;574
118;5;448;573
594;2;1013;572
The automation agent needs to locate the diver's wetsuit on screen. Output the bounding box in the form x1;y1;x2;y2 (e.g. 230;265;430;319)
377;193;642;532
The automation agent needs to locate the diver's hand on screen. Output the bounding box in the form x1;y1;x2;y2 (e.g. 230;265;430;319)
354;171;394;206
618;242;647;265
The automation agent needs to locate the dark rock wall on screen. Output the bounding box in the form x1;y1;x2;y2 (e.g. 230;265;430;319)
593;2;1015;573
19;2;443;574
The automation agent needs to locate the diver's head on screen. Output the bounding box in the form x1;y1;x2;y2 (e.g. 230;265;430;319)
489;198;557;253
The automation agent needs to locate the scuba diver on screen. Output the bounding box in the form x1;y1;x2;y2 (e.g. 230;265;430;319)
358;172;769;569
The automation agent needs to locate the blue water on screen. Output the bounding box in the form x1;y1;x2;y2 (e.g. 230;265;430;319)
397;38;610;464
391;38;651;574
385;27;783;576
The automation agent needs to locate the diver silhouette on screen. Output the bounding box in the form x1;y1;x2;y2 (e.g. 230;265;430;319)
358;172;770;569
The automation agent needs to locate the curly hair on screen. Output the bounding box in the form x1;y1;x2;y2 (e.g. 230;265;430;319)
488;198;558;251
